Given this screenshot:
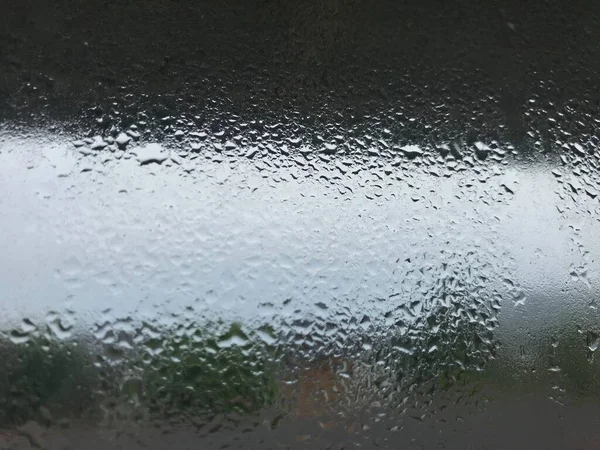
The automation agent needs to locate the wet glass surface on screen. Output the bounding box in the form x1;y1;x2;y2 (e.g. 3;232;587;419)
2;1;600;448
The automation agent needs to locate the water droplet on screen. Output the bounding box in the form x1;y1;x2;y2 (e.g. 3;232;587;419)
131;143;167;164
587;331;599;352
115;132;131;147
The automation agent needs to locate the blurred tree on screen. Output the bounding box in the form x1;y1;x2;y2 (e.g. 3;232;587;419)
0;334;102;427
139;322;278;418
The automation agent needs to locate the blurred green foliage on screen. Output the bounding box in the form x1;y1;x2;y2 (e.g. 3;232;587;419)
138;322;279;417
444;324;600;400
2;316;600;428
0;335;102;427
0;322;280;427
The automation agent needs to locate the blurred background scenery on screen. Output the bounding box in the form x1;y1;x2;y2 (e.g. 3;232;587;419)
2;0;600;448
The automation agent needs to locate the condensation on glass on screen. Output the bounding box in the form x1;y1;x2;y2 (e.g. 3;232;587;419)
1;2;600;448
1;107;599;449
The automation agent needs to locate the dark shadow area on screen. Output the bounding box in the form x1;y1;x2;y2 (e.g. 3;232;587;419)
2;0;600;150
